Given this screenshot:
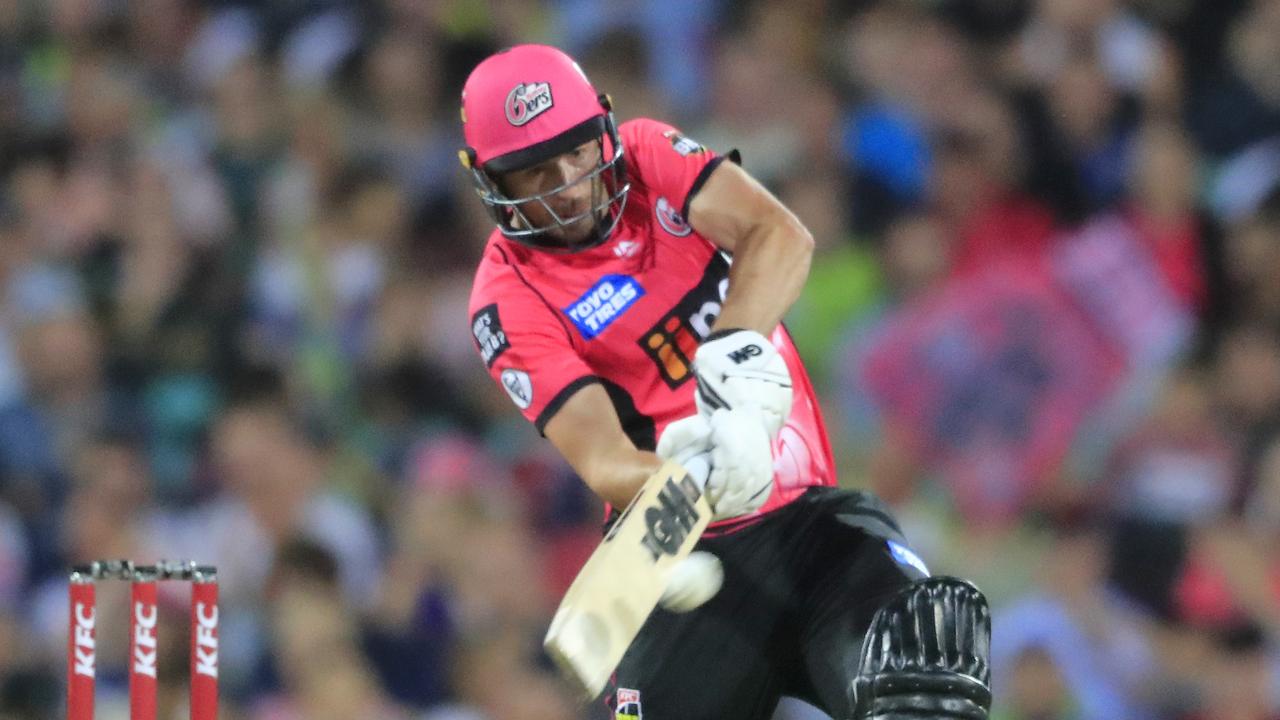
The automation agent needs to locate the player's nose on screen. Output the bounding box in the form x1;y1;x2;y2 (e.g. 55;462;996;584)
549;156;591;206
550;155;588;188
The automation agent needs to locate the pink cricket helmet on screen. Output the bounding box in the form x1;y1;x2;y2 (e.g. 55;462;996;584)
458;44;629;251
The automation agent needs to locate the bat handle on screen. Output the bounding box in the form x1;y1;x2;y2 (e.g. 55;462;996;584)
683;455;710;490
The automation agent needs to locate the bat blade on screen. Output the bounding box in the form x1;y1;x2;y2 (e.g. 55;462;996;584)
543;460;712;699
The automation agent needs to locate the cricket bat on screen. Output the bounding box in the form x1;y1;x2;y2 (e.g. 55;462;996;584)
544;458;713;699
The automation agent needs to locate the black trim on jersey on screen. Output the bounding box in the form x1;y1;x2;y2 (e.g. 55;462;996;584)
535;375;601;435
637;251;732;390
600;378;657;451
681;149;741;221
493;243;576;346
532;376;657;450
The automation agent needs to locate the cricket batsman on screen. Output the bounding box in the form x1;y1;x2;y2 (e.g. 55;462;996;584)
462;44;991;720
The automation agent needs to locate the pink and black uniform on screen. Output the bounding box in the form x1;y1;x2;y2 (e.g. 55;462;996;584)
459;44;988;720
468;117;837;526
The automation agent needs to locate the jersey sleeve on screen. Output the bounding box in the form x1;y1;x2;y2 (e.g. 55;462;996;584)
620;118;740;220
470;270;599;434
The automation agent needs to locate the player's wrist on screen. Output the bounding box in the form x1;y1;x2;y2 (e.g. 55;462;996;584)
703;327;748;343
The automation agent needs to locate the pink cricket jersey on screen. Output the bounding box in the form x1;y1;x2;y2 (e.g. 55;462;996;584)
469;118;836;526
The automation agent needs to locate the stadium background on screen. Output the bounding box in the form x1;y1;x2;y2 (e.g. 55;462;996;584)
0;0;1278;718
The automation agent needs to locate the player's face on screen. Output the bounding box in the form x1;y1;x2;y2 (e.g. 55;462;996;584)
501;140;605;245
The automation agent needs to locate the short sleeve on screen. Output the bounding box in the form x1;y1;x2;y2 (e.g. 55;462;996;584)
620;118;739;220
470;277;599;434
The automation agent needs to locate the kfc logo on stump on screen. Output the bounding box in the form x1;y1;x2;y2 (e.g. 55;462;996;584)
505;82;554;126
133;599;158;678
194;601;219;678
72;602;95;677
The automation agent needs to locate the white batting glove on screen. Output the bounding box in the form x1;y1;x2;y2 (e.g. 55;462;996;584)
693;329;793;438
656;409;773;520
704;406;774;519
656;414;713;488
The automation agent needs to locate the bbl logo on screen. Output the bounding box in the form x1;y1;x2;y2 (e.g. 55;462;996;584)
639;254;730;388
616;688;643;719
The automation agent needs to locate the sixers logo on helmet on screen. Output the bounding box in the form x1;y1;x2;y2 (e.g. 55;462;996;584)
505;82;554;126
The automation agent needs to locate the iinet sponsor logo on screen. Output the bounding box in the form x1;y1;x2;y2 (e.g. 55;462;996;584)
133;602;158;677
194;602;218;678
73;603;95;677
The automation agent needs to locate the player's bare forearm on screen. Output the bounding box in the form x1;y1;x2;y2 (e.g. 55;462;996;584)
687;159;814;335
583;449;666;509
543;383;668;508
714;220;812;335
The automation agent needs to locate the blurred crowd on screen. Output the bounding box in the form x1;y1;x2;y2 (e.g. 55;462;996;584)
0;0;1277;718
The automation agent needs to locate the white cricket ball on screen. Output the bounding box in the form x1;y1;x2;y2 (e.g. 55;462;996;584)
659;551;724;613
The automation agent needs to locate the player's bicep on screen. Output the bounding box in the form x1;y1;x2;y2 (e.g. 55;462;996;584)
687;159;804;254
544;383;661;507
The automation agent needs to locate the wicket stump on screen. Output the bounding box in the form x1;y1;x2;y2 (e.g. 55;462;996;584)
68;560;218;720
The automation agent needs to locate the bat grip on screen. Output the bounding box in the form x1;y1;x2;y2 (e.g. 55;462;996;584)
682;455;710;490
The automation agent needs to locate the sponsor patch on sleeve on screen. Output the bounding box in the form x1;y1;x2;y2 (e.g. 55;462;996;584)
500;368;533;409
564;275;645;340
655;196;692;237
662;129;706;156
471;303;510;368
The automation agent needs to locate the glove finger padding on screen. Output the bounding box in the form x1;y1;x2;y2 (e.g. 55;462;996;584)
693;329;793;438
705;407;774;520
656;414;713;473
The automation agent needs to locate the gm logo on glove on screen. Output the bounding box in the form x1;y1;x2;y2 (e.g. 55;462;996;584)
727;344;762;364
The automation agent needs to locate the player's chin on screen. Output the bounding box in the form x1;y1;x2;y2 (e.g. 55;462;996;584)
554;217;597;246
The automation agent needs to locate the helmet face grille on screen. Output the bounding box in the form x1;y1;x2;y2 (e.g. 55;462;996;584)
459;45;631;252
469;113;631;253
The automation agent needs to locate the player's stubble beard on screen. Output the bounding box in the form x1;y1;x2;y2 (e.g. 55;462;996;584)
520;173;609;248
